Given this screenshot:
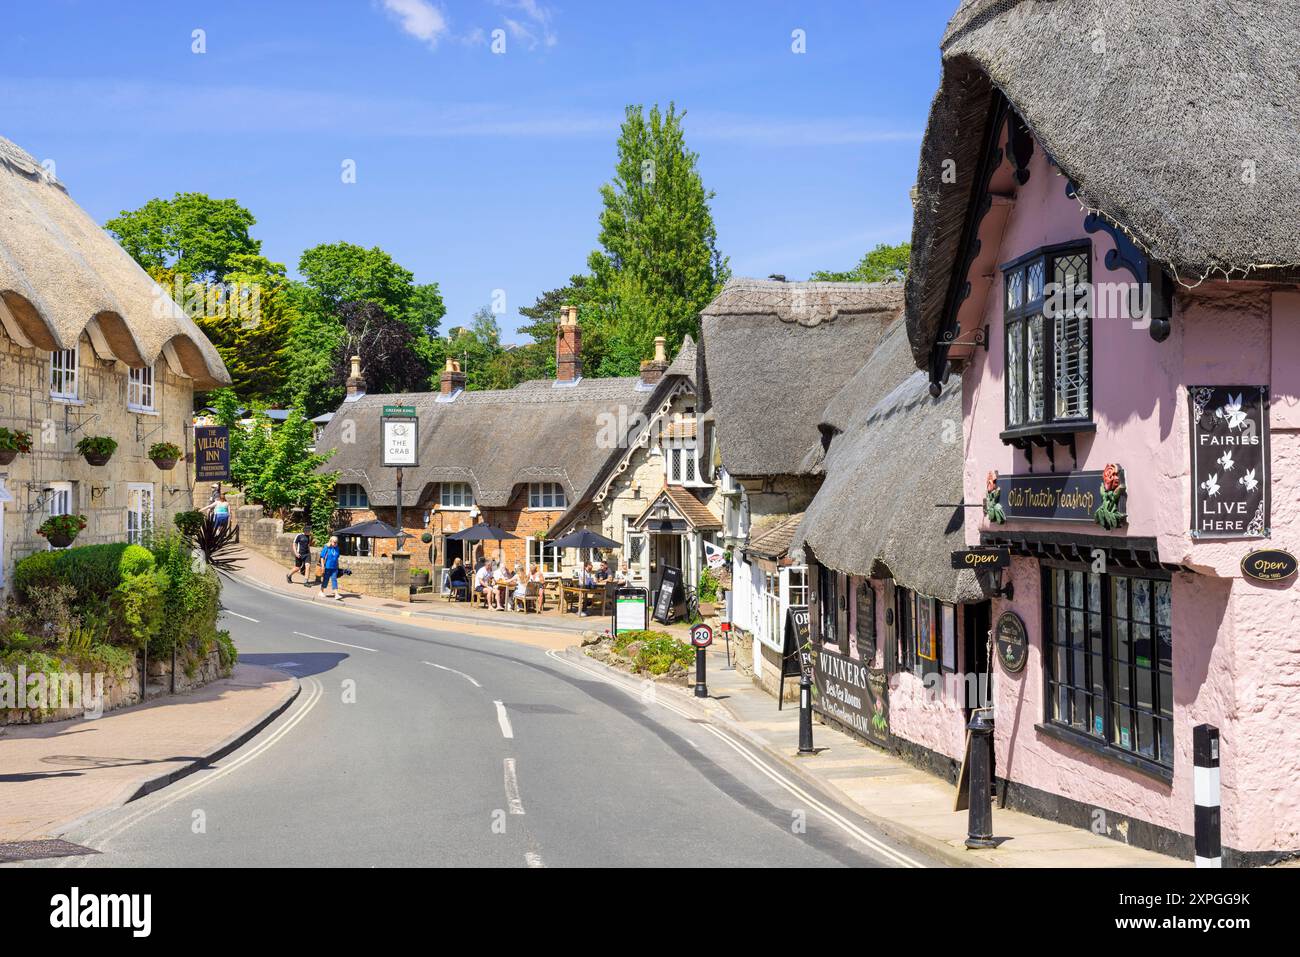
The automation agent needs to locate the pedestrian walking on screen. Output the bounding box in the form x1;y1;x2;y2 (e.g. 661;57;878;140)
201;491;231;531
318;536;343;601
287;530;313;584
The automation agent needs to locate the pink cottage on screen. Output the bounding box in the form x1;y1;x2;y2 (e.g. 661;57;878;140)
898;1;1300;863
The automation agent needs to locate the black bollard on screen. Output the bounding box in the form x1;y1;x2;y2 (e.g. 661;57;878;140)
965;709;997;848
694;647;708;698
797;672;815;754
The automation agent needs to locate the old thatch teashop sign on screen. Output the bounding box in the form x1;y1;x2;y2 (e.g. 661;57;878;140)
1189;386;1269;538
985;469;1125;525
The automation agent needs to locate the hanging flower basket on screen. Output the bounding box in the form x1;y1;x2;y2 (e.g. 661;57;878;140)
0;427;33;466
76;435;118;467
38;513;87;548
148;441;183;471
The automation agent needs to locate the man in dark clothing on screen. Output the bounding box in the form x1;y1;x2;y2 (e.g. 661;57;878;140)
287;531;313;584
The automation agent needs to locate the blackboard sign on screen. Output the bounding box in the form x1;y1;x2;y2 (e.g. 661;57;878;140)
782;605;810;678
1189;385;1269;539
653;566;682;624
813;644;889;747
194;425;230;482
995;471;1116;524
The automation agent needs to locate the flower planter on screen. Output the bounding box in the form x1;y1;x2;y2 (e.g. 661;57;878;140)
83;452;113;467
411;571;431;588
46;531;76;548
0;449;17;466
151;457;178;471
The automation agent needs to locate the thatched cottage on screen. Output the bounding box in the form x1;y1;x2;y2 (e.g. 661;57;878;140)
696;279;901;696
898;0;1300;864
315;308;700;583
0;134;230;586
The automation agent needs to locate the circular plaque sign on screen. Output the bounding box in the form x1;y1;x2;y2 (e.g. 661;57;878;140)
994;610;1028;674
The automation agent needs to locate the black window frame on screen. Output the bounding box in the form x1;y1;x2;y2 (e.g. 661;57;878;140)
1001;242;1095;443
1040;561;1174;778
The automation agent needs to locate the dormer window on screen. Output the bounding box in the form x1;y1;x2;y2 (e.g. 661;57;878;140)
1002;244;1093;441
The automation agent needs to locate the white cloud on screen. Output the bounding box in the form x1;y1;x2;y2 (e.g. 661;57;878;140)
494;0;557;48
381;0;449;48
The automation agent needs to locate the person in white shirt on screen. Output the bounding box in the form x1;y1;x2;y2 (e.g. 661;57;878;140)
474;560;494;606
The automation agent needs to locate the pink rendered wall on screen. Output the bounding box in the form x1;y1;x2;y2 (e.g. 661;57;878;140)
960;140;1300;854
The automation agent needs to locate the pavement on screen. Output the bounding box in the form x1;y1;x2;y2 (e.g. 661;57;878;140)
581;637;1187;868
0;664;298;845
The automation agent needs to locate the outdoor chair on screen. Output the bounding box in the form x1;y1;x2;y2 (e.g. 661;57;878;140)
516;581;542;614
446;581;469;602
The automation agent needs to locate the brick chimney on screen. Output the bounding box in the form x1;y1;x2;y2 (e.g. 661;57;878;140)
345;354;366;402
556;304;582;383
440;357;466;396
639;336;670;385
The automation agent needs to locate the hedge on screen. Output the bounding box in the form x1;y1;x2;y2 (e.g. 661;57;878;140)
13;542;156;603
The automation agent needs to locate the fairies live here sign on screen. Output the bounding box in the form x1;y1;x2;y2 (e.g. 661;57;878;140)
1189;386;1269;538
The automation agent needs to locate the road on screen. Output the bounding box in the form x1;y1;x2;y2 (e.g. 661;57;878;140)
32;575;938;868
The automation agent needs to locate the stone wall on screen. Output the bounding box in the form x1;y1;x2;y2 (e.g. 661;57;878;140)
231;502;409;601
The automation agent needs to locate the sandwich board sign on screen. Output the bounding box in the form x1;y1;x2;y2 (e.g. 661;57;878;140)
614;587;649;635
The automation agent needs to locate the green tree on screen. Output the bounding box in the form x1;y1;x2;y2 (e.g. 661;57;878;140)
445;308;507;391
585;103;729;376
106;193;261;282
810;242;911;283
290;243;444;414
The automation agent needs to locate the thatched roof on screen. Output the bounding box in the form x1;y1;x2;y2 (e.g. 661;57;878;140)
745;512;805;562
317;336;700;511
906;0;1300;367
0;135;229;387
794;326;986;604
699;279;903;478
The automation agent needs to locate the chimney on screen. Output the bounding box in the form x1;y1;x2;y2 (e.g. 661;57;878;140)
440;357;466;396
639;335;670;386
556;304;582;383
345;354;366;402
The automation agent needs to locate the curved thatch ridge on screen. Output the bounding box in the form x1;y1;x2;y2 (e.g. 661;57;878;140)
794;323;986;604
0;134;230;387
699;278;902;478
906;0;1300;366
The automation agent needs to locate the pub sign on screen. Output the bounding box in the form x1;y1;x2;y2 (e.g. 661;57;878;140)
194;425;230;483
1189;386;1269;538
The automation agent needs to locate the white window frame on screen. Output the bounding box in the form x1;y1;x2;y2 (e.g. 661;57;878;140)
337;483;369;508
47;481;74;519
0;480;11;585
127;364;156;412
786;566;809;608
528;482;567;510
127;483;153;545
50;344;79;401
527;536;562;575
665;440;702;486
440;482;474;509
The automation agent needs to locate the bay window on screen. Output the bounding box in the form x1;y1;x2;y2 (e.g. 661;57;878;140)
1003;244;1092;436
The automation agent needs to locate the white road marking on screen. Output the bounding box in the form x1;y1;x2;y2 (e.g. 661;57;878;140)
545;649;925;869
503;758;525;815
423;661;482;688
524;852;545;868
76;677;325;854
494;700;514;739
292;631;377;653
224;610;259;622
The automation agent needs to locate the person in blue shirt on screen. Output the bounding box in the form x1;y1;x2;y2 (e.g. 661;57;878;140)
318;536;343;601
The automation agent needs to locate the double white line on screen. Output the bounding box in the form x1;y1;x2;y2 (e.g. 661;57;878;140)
70;677;325;856
545;649;924;868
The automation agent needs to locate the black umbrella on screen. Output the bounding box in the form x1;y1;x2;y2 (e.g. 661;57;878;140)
333;519;403;538
447;522;519;563
550;529;621;550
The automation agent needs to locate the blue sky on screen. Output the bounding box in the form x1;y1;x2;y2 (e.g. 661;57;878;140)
1;0;955;340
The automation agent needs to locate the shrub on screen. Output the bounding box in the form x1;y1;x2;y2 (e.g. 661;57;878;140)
632;635;696;676
0;427;33;453
215;630;237;670
149;533;221;657
15;542;156;604
148;441;183;461
173;510;204;537
75;435;118;458
698;568;720;604
112;568;167;649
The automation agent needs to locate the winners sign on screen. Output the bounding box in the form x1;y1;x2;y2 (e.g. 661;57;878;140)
381;414;419;468
1189;386;1269;538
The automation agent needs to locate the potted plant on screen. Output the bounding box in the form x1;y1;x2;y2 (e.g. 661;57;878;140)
411;566;432;588
0;427;33;466
148;441;183;470
76;435;118;466
38;513;87;548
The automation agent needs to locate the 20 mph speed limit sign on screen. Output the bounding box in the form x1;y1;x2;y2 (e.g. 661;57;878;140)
690;624;714;648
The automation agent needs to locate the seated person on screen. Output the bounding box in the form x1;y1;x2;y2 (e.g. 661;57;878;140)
614;561;632;584
474;560;495;605
595;560;611;582
448;557;469;598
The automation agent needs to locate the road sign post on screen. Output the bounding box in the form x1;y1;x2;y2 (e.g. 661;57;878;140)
690;624;713;699
381;410;419;553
